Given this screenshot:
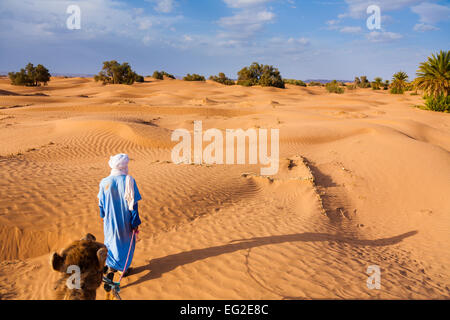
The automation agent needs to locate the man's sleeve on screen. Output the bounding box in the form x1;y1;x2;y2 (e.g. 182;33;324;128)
130;202;141;229
134;180;142;202
99;206;105;219
98;182;104;218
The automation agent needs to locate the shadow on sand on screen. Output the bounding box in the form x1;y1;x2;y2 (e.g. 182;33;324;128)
123;230;418;289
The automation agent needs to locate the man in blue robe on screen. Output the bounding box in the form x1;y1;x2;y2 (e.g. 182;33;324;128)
98;154;142;277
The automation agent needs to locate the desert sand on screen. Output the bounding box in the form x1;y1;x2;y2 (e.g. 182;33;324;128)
0;76;449;299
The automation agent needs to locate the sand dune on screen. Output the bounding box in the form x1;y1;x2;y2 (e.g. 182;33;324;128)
0;77;449;300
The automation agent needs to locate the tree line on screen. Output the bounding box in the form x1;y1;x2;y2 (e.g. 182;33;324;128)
7;50;449;112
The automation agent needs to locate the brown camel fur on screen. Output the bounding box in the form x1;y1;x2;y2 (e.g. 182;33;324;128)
50;233;107;300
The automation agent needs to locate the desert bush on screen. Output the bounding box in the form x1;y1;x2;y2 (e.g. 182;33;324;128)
357;76;371;88
390;87;405;94
152;71;163;80
183;73;205;81
346;84;356;90
209;73;234;85
405;83;415;91
9;63;51;86
423;94;450;112
153;70;175;80
163;71;175;79
371;77;383;90
284;79;307;87
237;79;253;87
237;62;285;88
325;80;345;94
9;69;31;86
94;61;142;85
308;81;322;87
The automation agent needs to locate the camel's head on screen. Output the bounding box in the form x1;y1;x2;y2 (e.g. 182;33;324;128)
50;233;108;300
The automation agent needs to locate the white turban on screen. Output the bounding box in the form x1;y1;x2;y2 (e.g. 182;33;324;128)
109;153;129;175
109;154;135;211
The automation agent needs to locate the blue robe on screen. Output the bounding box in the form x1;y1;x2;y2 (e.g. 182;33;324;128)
98;175;142;271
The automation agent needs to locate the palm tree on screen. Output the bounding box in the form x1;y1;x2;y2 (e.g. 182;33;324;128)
372;77;383;90
415;50;450;97
391;71;409;94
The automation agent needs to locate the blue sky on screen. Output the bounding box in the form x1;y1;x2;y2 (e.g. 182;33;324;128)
0;0;449;80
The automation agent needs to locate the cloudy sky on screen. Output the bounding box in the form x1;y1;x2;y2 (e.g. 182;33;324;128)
0;0;449;80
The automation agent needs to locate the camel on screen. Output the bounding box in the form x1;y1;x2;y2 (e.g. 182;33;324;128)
50;233;108;300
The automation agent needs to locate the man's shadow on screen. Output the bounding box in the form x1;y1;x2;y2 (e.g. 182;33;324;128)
122;230;418;289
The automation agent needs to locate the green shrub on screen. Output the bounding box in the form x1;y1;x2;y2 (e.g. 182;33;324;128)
371;77;383;90
94;61;141;85
308;81;322;87
9;63;51;86
423;94;450;112
405;83;414;91
237;79;253;87
209;73;234;85
284;79;307;87
347;84;356;90
183;73;206;81
237;62;285;88
135;75;145;83
152;71;163;80
153;70;175;80
390;87;405;94
325;80;345;94
358;76;371;88
162;71;175;79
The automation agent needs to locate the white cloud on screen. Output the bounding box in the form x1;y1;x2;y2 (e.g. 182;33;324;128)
223;0;272;8
286;0;296;9
149;0;175;13
138;18;153;30
325;20;362;34
339;26;363;33
340;0;423;19
366;31;402;42
413;23;439;32
218;9;275;40
411;2;450;24
0;0;182;44
287;37;310;45
219;10;274;28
